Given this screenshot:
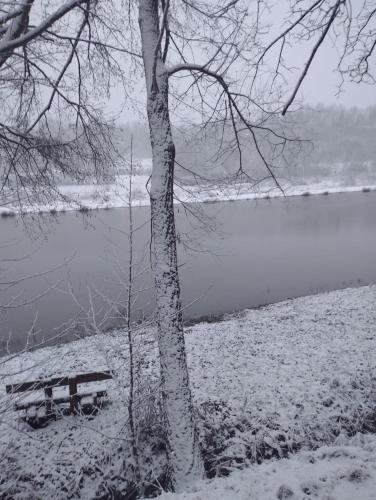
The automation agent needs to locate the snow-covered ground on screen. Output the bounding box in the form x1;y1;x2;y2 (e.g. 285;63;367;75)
159;435;376;500
1;158;376;215
1;285;376;498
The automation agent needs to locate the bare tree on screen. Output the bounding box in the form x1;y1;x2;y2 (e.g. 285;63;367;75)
138;1;205;490
125;137;142;492
136;0;376;490
136;0;298;489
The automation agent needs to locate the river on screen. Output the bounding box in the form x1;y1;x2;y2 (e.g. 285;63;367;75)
1;191;375;353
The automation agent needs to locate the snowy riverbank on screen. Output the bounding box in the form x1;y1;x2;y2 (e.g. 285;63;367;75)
1;161;376;216
1;284;376;498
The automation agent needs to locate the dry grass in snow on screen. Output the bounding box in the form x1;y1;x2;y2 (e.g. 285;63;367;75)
159;434;376;500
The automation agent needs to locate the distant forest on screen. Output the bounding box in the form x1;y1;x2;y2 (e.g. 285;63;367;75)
115;105;376;187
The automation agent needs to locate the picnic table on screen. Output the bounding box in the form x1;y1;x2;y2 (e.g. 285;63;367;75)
6;370;113;428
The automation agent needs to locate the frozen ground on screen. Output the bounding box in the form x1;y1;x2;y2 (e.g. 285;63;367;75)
1;158;376;215
0;285;376;498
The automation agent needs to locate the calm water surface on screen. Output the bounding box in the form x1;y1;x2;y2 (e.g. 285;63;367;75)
1;191;375;352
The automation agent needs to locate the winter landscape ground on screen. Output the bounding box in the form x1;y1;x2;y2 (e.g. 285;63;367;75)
1;285;376;499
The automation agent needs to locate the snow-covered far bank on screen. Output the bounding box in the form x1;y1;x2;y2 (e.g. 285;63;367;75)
1;284;376;498
1;158;376;215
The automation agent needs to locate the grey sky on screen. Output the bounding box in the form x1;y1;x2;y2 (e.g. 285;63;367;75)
264;0;375;109
294;38;375;108
111;49;375;125
107;0;376;123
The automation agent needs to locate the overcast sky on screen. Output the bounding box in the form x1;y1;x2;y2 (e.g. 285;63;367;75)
294;38;375;108
112;50;375;124
106;0;375;123
264;0;375;110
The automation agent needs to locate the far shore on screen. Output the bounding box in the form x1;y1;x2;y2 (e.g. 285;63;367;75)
1;175;376;217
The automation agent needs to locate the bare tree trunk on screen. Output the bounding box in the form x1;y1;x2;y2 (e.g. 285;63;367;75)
126;137;142;492
138;0;203;490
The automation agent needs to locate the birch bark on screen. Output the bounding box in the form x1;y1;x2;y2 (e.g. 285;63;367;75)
138;0;203;489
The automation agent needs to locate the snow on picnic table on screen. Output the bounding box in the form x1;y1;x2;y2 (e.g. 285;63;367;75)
0;285;376;498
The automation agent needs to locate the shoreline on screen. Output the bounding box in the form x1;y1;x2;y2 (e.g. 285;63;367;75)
2;283;375;380
1;179;376;217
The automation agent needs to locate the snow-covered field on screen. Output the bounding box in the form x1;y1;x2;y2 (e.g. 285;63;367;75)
1;158;376;215
1;285;376;498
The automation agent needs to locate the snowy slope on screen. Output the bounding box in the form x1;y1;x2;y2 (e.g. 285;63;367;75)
1;285;376;498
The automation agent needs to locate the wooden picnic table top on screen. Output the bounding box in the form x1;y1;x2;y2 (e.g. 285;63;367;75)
15;388;108;411
5;370;113;394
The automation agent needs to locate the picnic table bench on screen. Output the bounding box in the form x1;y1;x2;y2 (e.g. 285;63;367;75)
6;370;113;428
